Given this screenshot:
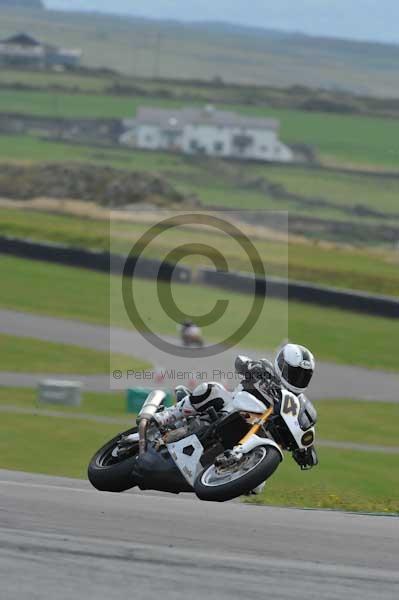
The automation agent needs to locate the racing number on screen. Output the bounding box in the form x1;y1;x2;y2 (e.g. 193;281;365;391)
282;395;298;416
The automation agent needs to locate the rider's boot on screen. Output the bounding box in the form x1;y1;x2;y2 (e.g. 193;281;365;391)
153;407;180;428
153;395;195;428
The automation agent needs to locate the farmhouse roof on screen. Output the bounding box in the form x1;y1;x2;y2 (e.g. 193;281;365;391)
2;33;41;46
135;106;279;131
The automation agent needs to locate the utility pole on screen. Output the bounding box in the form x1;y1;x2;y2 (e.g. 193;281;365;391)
153;30;162;80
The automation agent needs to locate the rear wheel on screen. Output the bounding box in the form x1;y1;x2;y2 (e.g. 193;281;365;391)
194;445;281;502
88;427;140;493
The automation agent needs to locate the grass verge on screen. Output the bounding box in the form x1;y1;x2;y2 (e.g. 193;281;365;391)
0;412;128;479
0;333;151;375
0;387;129;417
316;399;399;447
246;447;399;514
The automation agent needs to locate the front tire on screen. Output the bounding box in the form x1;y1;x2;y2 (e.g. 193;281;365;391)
194;445;281;502
88;427;140;493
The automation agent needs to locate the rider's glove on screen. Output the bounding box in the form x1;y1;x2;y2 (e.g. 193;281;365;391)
246;359;275;385
244;363;263;382
292;446;318;470
235;356;274;380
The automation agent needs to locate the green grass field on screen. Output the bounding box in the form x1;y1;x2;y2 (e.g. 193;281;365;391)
0;411;127;479
0;387;128;417
248;448;399;513
2;65;399;124
0;68;111;92
2;255;399;373
0;134;186;172
0;333;150;375
1;87;398;168
316;399;399;447
0;89;146;119
261;165;399;215
0;132;398;247
250;108;399;170
1;207;398;296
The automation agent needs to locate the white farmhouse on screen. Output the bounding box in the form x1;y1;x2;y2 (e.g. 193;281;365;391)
121;105;293;163
0;33;82;69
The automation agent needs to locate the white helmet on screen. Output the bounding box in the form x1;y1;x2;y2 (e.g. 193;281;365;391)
274;343;315;393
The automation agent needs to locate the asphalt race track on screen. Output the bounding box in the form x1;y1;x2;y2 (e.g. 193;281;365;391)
0;469;398;600
1;309;399;401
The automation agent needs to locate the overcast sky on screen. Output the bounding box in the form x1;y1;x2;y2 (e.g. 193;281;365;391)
44;1;398;45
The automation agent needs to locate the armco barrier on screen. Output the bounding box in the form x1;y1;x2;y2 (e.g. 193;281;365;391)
0;236;191;283
1;235;397;318
198;268;399;319
0;236;110;272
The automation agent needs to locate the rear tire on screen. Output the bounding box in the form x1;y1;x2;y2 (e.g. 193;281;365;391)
88;427;139;493
194;445;281;502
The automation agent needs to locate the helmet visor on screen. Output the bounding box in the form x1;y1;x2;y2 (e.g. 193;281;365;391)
278;357;313;390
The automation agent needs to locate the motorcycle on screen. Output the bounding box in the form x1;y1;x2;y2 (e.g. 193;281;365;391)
181;324;204;347
88;378;318;502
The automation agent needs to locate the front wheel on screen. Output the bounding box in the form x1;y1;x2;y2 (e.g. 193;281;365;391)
88;427;140;492
194;445;282;502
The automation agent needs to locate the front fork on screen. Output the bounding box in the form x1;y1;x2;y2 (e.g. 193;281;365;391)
239;406;274;445
231;406;284;461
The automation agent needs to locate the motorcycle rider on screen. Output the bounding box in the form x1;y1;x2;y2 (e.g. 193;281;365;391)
180;319;203;346
154;343;318;471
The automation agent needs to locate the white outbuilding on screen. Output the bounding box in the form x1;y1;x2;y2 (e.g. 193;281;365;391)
121;105;293;163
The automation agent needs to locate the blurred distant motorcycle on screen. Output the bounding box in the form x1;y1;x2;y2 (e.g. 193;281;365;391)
180;320;204;347
88;371;318;502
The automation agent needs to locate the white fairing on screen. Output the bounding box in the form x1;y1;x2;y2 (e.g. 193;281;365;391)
236;434;284;461
228;390;266;414
167;434;204;486
279;390;315;450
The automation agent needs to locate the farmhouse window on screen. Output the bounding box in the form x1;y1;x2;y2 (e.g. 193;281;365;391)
232;133;254;153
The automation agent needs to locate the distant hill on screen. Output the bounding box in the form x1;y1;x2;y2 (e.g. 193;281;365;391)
44;0;399;45
1;6;399;97
0;0;44;7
